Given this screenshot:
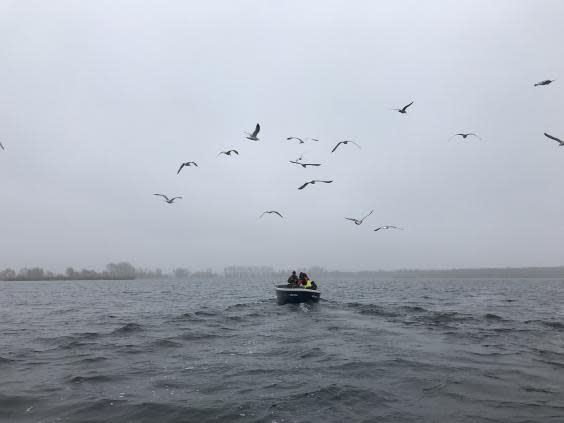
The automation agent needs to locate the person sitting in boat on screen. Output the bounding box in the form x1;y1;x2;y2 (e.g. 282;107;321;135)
287;271;298;287
298;272;307;287
303;276;317;290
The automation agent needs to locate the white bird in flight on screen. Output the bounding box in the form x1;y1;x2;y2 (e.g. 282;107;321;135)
449;133;482;141
331;140;361;153
289;160;321;168
154;194;182;204
218;149;239;156
534;79;555;87
392;101;414;114
177;161;198;174
260;210;284;219
373;226;403;232
245;124;260;141
298;180;333;190
345;210;374;225
286;137;319;144
544;132;564;146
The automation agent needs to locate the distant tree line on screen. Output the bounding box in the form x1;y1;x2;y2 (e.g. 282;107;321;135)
2;264;563;282
1;262;146;281
218;265;564;280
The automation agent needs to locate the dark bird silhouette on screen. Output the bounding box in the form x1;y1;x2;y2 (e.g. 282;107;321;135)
0;141;4;150
260;210;284;219
218;149;239;156
331;140;361;153
534;79;555;86
177;161;198;174
392;101;414;114
245;123;260;141
154;194;182;204
449;133;482;141
544;132;564;146
289;160;322;168
286;137;319;144
298;180;333;190
373;226;403;232
345;210;374;225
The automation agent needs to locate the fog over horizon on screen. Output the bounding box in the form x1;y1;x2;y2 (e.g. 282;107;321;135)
1;1;563;273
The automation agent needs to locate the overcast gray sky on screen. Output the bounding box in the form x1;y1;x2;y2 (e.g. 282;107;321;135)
1;0;563;272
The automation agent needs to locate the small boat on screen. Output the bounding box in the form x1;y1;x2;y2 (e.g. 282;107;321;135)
275;284;321;305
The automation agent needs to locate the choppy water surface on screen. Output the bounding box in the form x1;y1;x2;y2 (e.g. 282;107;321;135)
1;278;563;422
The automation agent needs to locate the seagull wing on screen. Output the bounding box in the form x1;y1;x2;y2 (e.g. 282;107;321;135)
231;150;239;155
544;132;562;143
361;210;374;221
0;141;4;150
350;141;361;149
307;138;320;142
317;180;333;184
251;123;260;137
273;211;284;218
177;163;185;174
303;163;321;167
298;181;311;190
373;227;382;232
154;194;170;201
331;142;343;153
287;137;304;143
467;133;482;140
171;197;182;201
402;101;414;111
345;218;357;222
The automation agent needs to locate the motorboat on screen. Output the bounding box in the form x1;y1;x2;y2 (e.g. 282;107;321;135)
275;284;321;305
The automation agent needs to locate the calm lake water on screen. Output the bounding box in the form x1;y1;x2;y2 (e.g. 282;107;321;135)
1;278;563;422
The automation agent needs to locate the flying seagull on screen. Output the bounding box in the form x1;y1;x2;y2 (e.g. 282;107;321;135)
286;137;319;144
544;132;564;146
289;160;321;168
245;123;260;141
260;210;284;219
154;194;182;204
177;161;198;174
218;149;239;156
392;101;414;114
298;180;333;190
345;210;374;225
331;140;361;153
534;79;555;87
373;226;403;232
449;133;482;141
